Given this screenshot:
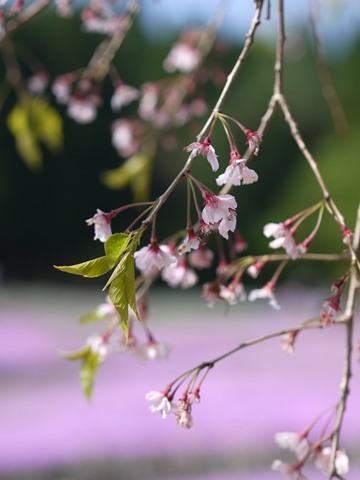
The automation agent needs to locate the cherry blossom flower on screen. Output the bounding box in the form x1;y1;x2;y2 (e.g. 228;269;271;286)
202;282;221;307
271;460;308;480
248;282;281;310
118;335;149;359
341;226;352;246
281;331;298;354
164;42;201;73
186;391;200;405
111;83;139;112
247;259;266;279
139;83;158;120
184;137;219;172
82;12;120;34
86;209;112;242
86;334;112;363
199;221;217;236
274;432;311;461
177;228;201;254
202;192;237;239
55;0;72;17
189;98;208;117
219;282;246;305
188;245;214;269
202;192;237;224
28;72;48;95
52;73;75;104
245;129;263;155
145;390;172;419
134;242;177;277
314;447;349;475
176;401;194;429
111;119;143;157
67;96;98;124
161;260;198;289
263;222;301;260
216;151;258;186
96;296;118;319
322;274;347;317
216;256;229;279
234;230;248;253
143;340;171;361
218;209;237;239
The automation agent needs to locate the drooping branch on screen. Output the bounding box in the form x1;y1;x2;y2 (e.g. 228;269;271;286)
327;205;360;479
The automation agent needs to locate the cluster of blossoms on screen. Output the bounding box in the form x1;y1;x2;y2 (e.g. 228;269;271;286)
83;123;263;294
48;16;223;171
52;72;140;125
163;29;202;74
85;193;329;317
272;430;349;479
145;386;201;429
56;0;131;34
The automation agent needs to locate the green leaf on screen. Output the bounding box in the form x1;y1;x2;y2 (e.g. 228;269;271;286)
15;130;42;171
80;351;100;401
101;144;155;202
104;233;131;265
125;245;139;319
33;98;63;152
7;97;64;170
59;345;100;401
109;270;129;340
107;240;140;340
103;254;127;289
58;344;90;360
54;256;113;278
131;153;153;203
7;101;28;134
103;231;141;289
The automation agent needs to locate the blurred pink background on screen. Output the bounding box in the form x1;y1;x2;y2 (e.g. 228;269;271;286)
1;283;360;479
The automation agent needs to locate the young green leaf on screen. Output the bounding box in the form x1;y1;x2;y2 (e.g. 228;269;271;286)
104;233;131;264
58;344;91;360
54;256;112;277
101;143;155;203
80;351;100;401
124;245;139;319
109;269;129;340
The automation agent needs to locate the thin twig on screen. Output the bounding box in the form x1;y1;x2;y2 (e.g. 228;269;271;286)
193;316;324;370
